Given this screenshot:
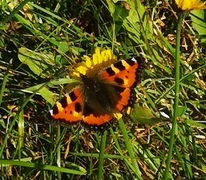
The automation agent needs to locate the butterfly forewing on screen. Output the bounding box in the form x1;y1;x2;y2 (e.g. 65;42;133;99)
100;57;143;112
100;57;142;88
50;87;83;123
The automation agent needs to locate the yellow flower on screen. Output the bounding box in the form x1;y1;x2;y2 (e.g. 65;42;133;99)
175;0;206;11
70;47;117;78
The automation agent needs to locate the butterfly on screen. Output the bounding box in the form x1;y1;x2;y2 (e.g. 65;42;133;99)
49;51;143;130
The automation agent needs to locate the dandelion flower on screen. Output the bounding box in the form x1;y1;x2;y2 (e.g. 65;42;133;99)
175;0;206;11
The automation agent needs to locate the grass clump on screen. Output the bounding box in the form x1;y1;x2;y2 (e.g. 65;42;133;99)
0;0;206;179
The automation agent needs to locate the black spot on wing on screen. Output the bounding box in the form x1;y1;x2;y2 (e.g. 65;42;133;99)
52;104;59;115
114;61;126;71
75;102;82;112
114;77;124;85
59;96;67;108
69;91;78;101
106;67;115;76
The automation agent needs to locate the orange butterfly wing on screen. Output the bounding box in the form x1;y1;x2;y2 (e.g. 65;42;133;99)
49;57;143;130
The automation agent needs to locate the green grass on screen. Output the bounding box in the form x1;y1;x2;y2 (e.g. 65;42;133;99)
0;0;206;179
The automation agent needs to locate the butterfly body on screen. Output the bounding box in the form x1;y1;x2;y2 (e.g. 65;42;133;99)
49;56;143;130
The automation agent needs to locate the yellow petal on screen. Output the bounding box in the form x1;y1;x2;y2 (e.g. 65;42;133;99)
69;47;117;78
175;0;206;11
113;112;123;120
85;57;92;68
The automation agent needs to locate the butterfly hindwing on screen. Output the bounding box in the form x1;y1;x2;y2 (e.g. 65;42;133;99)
82;113;113;130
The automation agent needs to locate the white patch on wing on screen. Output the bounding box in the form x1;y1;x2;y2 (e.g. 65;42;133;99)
131;57;137;62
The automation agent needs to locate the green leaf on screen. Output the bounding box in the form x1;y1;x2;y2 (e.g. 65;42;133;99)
23;84;56;105
113;2;129;35
18;47;55;78
176;105;187;117
191;10;206;44
58;42;69;53
106;0;115;14
130;105;160;124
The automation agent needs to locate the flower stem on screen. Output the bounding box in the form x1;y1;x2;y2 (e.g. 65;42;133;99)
163;13;184;179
